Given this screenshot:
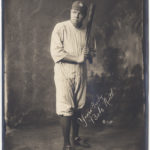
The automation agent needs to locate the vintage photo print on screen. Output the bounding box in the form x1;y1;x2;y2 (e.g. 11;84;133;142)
4;0;148;150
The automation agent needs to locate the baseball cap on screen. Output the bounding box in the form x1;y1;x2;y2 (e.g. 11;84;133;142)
71;1;87;15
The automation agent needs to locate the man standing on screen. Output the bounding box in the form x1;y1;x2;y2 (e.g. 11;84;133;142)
50;1;95;150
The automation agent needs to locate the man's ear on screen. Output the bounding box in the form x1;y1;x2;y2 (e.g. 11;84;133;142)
82;12;87;19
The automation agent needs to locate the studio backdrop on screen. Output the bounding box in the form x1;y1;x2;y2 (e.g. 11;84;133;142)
4;0;146;129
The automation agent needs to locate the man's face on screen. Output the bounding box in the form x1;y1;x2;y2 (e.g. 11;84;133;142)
70;9;85;28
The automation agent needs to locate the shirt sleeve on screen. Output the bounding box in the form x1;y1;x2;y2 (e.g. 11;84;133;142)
50;23;68;63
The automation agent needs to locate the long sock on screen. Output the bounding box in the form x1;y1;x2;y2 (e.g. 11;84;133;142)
72;117;79;138
59;116;72;146
71;110;81;139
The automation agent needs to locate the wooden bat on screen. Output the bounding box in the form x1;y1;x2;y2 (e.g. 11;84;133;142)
86;3;96;64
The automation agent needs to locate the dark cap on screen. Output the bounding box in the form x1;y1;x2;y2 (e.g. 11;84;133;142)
71;1;87;15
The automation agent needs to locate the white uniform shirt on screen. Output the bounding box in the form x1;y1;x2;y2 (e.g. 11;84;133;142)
50;20;87;79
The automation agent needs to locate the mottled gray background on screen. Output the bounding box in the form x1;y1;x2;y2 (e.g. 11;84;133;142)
4;0;145;128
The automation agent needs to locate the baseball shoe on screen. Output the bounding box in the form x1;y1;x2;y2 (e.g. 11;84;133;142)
73;137;90;148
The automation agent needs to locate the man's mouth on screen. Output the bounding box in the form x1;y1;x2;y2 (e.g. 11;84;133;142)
72;18;78;21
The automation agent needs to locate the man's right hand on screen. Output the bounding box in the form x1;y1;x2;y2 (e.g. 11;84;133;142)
77;47;89;63
77;53;85;63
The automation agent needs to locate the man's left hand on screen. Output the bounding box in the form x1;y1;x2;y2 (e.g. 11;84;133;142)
82;47;96;58
82;47;89;59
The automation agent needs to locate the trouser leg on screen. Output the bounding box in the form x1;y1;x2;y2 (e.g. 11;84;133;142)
59;116;72;146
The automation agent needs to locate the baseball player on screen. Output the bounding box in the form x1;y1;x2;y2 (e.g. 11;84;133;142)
50;1;95;150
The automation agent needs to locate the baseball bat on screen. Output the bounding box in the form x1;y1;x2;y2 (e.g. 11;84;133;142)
86;3;96;64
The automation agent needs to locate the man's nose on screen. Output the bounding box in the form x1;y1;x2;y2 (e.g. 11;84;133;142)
75;13;80;18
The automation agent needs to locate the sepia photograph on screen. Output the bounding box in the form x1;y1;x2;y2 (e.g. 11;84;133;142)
4;0;148;150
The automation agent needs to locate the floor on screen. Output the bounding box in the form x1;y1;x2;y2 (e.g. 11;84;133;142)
4;123;145;150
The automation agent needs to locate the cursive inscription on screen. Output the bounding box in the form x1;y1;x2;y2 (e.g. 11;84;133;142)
78;89;114;127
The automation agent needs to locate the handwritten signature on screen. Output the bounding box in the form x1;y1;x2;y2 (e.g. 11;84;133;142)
78;89;114;127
